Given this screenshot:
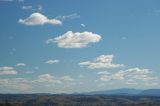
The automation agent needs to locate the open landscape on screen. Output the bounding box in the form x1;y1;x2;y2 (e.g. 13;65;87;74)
0;94;160;106
0;88;160;106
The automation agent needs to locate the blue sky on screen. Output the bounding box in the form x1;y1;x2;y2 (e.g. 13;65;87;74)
0;0;160;93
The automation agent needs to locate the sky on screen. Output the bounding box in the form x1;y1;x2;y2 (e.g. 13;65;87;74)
0;0;160;93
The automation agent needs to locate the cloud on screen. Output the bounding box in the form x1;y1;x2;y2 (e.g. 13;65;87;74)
22;5;43;11
98;68;158;83
45;59;59;64
56;13;80;20
46;31;101;48
0;66;17;75
126;79;137;85
81;24;85;27
22;5;32;10
16;63;26;67
61;76;74;81
79;54;124;69
33;74;61;84
0;78;32;92
19;12;62;26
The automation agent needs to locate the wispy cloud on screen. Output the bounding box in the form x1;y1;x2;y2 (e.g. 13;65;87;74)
61;76;74;81
81;24;85;27
56;13;80;20
45;59;59;64
33;74;61;84
0;66;17;75
46;31;101;48
16;63;26;67
19;12;62;26
22;5;43;11
0;78;32;92
79;54;124;69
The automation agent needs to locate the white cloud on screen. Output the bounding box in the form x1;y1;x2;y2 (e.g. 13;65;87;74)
0;66;17;75
16;63;26;67
0;66;14;70
45;59;59;64
98;68;158;83
22;5;43;11
126;79;137;85
81;24;85;27
46;31;102;48
79;55;124;69
34;74;61;84
0;78;32;92
56;13;80;20
22;5;32;10
61;76;74;81
19;12;62;26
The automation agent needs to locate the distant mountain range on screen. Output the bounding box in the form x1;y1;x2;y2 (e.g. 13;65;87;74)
1;88;160;96
79;88;160;96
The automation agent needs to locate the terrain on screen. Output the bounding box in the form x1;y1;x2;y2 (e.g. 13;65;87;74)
0;89;160;106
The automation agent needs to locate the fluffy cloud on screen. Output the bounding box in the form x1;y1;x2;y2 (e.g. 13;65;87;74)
16;63;26;67
79;55;124;69
34;74;61;84
45;59;59;64
0;66;17;75
19;12;62;26
98;68;158;83
46;31;101;48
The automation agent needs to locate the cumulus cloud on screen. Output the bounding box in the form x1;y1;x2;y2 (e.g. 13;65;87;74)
0;66;17;75
19;12;62;26
16;63;26;67
98;68;158;83
45;59;59;64
79;54;124;69
34;74;61;84
46;31;101;48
